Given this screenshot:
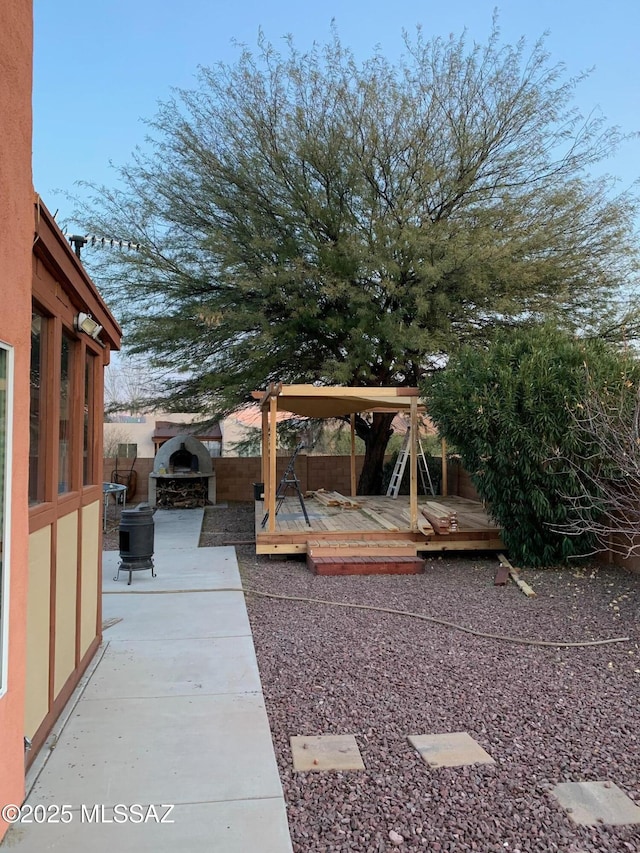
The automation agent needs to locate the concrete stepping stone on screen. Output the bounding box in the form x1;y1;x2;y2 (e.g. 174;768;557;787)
551;781;640;826
290;735;365;771
408;731;495;768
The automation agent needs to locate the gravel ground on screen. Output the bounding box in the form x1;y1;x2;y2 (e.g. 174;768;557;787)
102;520;121;551
128;505;640;851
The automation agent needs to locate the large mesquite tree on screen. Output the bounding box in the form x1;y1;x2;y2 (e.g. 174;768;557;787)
78;22;638;493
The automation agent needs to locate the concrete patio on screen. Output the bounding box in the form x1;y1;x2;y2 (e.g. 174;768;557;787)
2;509;293;852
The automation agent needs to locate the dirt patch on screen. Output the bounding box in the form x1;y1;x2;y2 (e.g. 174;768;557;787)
102;520;121;551
199;502;256;548
102;502;254;551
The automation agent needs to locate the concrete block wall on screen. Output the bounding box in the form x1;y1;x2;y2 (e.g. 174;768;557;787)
104;457;154;502
603;546;640;572
214;456;263;502
103;454;367;504
306;455;365;496
447;457;481;501
205;455;366;502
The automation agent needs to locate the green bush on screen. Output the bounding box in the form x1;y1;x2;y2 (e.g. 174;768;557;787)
423;325;639;566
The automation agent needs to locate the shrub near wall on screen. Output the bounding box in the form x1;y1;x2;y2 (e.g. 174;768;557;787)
424;325;640;567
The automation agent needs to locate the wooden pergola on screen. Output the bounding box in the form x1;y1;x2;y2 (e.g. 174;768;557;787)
251;383;447;534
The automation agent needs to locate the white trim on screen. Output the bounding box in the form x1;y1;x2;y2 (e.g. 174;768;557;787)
0;342;14;697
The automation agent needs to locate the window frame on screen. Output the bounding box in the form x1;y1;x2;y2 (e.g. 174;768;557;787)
29;298;106;533
0;341;14;697
117;443;138;460
58;331;71;494
83;350;98;486
29;308;50;506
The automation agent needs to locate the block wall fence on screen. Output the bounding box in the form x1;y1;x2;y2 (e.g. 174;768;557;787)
102;455;488;505
104;453;371;504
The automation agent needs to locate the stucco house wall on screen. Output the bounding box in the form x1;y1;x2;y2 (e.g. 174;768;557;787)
104;408;266;460
104;412;216;459
0;0;34;837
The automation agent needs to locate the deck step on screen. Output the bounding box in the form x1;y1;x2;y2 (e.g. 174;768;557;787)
306;539;418;558
309;555;425;576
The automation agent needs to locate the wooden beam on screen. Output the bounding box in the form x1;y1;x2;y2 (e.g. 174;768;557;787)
306;539;416;557
254;381;282;410
409;396;418;532
400;509;434;536
441;437;448;496
350;413;357;497
312;490;361;508
421;501;458;534
497;553;536;597
276;385;420;398
261;406;269;503
268;392;278;533
418;536;504;552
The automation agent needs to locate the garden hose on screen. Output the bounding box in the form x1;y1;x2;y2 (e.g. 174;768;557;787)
103;586;631;648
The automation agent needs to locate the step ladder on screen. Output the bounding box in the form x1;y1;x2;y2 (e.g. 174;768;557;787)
386;430;435;498
262;441;311;527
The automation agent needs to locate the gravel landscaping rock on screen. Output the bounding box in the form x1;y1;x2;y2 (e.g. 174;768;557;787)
102;519;122;551
175;506;640;850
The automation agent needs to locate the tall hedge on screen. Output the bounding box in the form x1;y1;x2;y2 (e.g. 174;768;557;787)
423;326;639;566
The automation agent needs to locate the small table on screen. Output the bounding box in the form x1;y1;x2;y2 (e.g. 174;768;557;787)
102;482;127;532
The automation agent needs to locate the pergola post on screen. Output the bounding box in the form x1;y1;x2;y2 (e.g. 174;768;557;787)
261;407;269;503
268;392;278;532
441;436;448;496
410;396;418;531
350;413;357;497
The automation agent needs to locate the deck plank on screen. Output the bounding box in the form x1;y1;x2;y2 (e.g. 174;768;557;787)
255;495;503;555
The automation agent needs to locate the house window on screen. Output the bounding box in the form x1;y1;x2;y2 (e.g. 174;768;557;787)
200;440;222;457
58;333;73;493
0;343;13;694
117;443;137;459
29;311;46;504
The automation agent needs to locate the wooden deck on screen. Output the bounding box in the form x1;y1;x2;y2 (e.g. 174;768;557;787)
255;494;504;556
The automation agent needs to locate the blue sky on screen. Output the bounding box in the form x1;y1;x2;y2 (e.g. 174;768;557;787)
33;0;640;230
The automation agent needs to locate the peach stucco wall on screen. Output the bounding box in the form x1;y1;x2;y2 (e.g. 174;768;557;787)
80;502;100;656
24;528;51;740
0;0;33;839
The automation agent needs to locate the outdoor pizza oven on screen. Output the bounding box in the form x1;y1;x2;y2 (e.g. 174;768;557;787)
170;442;199;472
148;434;216;508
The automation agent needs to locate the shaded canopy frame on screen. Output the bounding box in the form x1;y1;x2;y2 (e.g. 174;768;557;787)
251;383;445;534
